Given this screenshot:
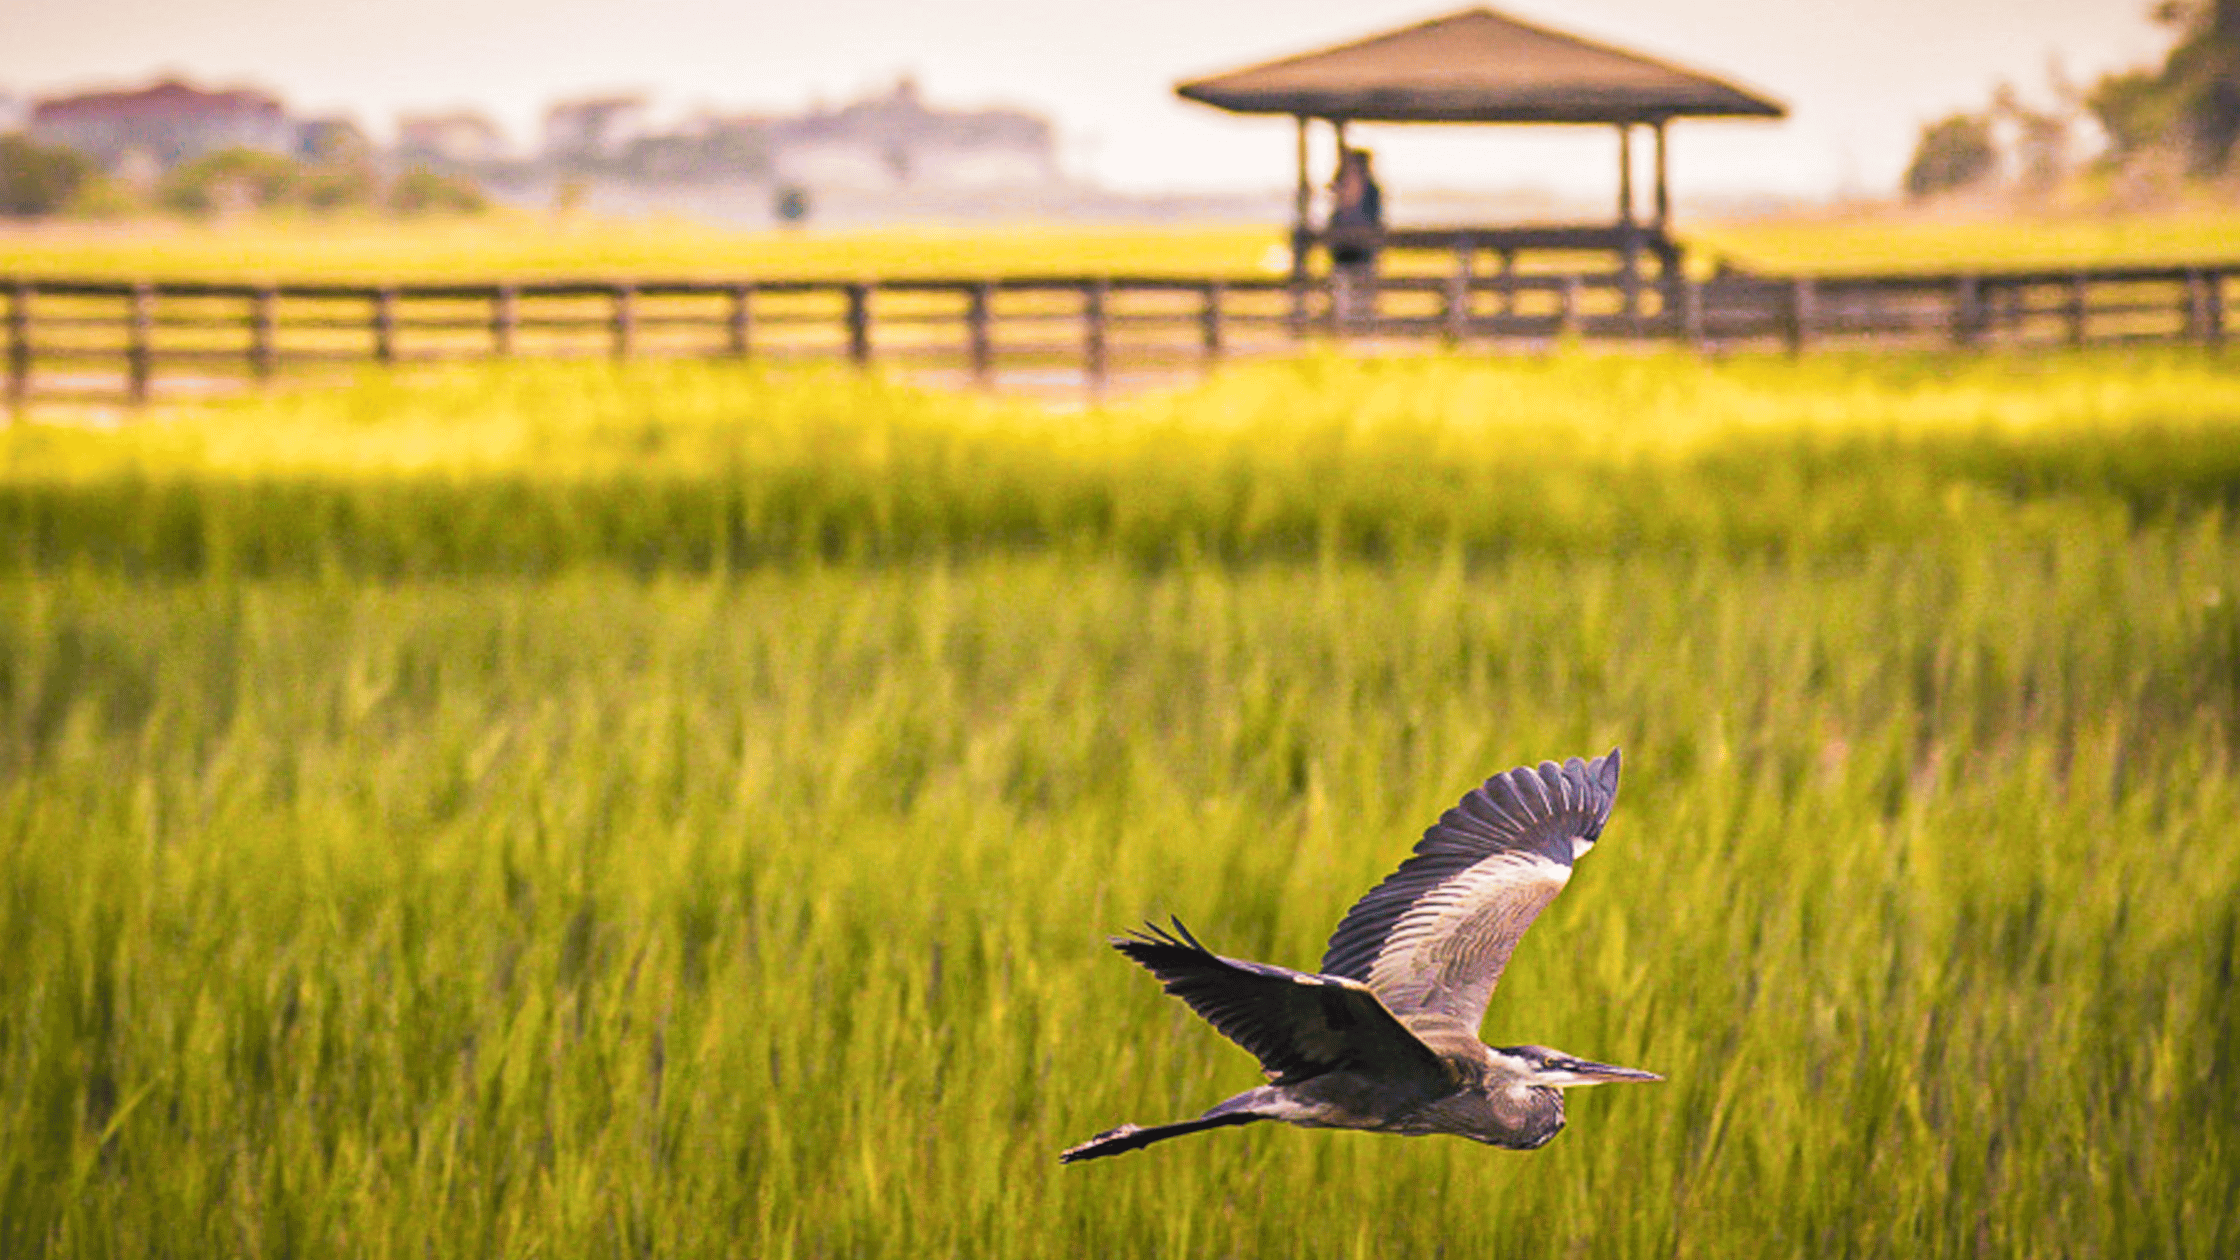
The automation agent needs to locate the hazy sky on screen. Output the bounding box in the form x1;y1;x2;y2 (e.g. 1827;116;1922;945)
0;0;2176;201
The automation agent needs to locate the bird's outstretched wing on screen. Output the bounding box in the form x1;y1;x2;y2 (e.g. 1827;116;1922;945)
1320;751;1621;1031
1113;920;1450;1087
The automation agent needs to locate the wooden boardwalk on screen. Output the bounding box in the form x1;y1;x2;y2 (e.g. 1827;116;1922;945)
6;263;2234;412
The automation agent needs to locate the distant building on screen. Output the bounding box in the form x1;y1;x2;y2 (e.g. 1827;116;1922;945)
770;77;1058;192
614;112;771;181
544;95;648;163
295;116;372;162
29;77;293;170
398;111;510;165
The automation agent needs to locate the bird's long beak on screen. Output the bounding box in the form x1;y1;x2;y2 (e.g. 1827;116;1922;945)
1535;1055;1664;1088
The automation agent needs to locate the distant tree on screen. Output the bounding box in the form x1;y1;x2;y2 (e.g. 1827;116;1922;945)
0;133;93;217
2092;68;2184;163
1992;79;2080;194
388;166;486;216
298;160;380;213
2090;0;2240;173
159;147;300;217
1904;113;1999;199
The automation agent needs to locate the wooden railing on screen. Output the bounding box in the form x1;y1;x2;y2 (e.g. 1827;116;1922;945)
4;263;2234;409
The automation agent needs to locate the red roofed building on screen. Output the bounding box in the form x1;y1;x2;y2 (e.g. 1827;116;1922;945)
29;78;295;171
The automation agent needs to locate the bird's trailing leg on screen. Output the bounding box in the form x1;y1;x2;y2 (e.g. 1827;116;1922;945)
1058;1109;1266;1164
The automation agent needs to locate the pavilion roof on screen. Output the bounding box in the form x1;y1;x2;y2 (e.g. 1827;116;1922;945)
1175;8;1784;125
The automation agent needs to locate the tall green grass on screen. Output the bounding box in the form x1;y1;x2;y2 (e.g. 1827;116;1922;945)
7;350;2240;574
2;353;2236;1256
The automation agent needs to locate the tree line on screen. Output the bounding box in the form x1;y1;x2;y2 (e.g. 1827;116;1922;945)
0;132;486;221
1907;0;2240;200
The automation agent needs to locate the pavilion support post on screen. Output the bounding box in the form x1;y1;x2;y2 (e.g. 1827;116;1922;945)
1617;124;1642;328
1617;124;1635;225
1328;119;1353;336
1652;120;1670;229
1289;114;1312;334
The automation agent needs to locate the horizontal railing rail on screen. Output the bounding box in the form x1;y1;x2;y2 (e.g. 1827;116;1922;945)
4;263;2233;410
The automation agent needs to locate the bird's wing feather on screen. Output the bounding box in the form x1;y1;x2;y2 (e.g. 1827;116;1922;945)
1320;750;1621;1030
1113;920;1450;1087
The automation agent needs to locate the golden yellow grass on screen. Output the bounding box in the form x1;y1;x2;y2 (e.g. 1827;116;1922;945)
6;204;2240;285
1689;205;2240;275
0;215;1283;283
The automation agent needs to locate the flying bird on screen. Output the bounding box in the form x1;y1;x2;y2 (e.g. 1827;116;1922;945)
1061;749;1657;1164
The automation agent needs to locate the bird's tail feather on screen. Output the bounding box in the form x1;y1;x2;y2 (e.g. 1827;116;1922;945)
1058;1110;1265;1164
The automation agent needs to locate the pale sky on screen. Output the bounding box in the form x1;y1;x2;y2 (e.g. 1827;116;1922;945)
0;0;2177;201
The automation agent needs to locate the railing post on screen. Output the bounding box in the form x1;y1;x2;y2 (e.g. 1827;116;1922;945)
1680;276;1706;350
1952;274;1981;347
1200;281;1224;366
967;282;993;385
1557;276;1583;340
126;282;153;406
611;283;636;359
727;283;753;358
1786;276;1816;354
1083;279;1109;399
845;283;871;367
373;287;397;364
2185;269;2222;345
492;284;517;357
1446;235;1473;345
6;282;29;413
2067;273;2089;346
250;286;277;381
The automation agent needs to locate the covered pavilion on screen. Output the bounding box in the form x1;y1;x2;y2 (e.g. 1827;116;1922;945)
1175;7;1785;320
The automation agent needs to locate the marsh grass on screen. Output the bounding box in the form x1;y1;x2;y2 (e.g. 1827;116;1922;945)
1;351;2236;1256
6;350;2240;575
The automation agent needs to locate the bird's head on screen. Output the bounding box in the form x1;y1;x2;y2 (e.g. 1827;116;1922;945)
1499;1044;1664;1090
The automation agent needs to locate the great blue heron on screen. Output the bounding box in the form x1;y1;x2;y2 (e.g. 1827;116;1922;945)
1061;750;1657;1164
